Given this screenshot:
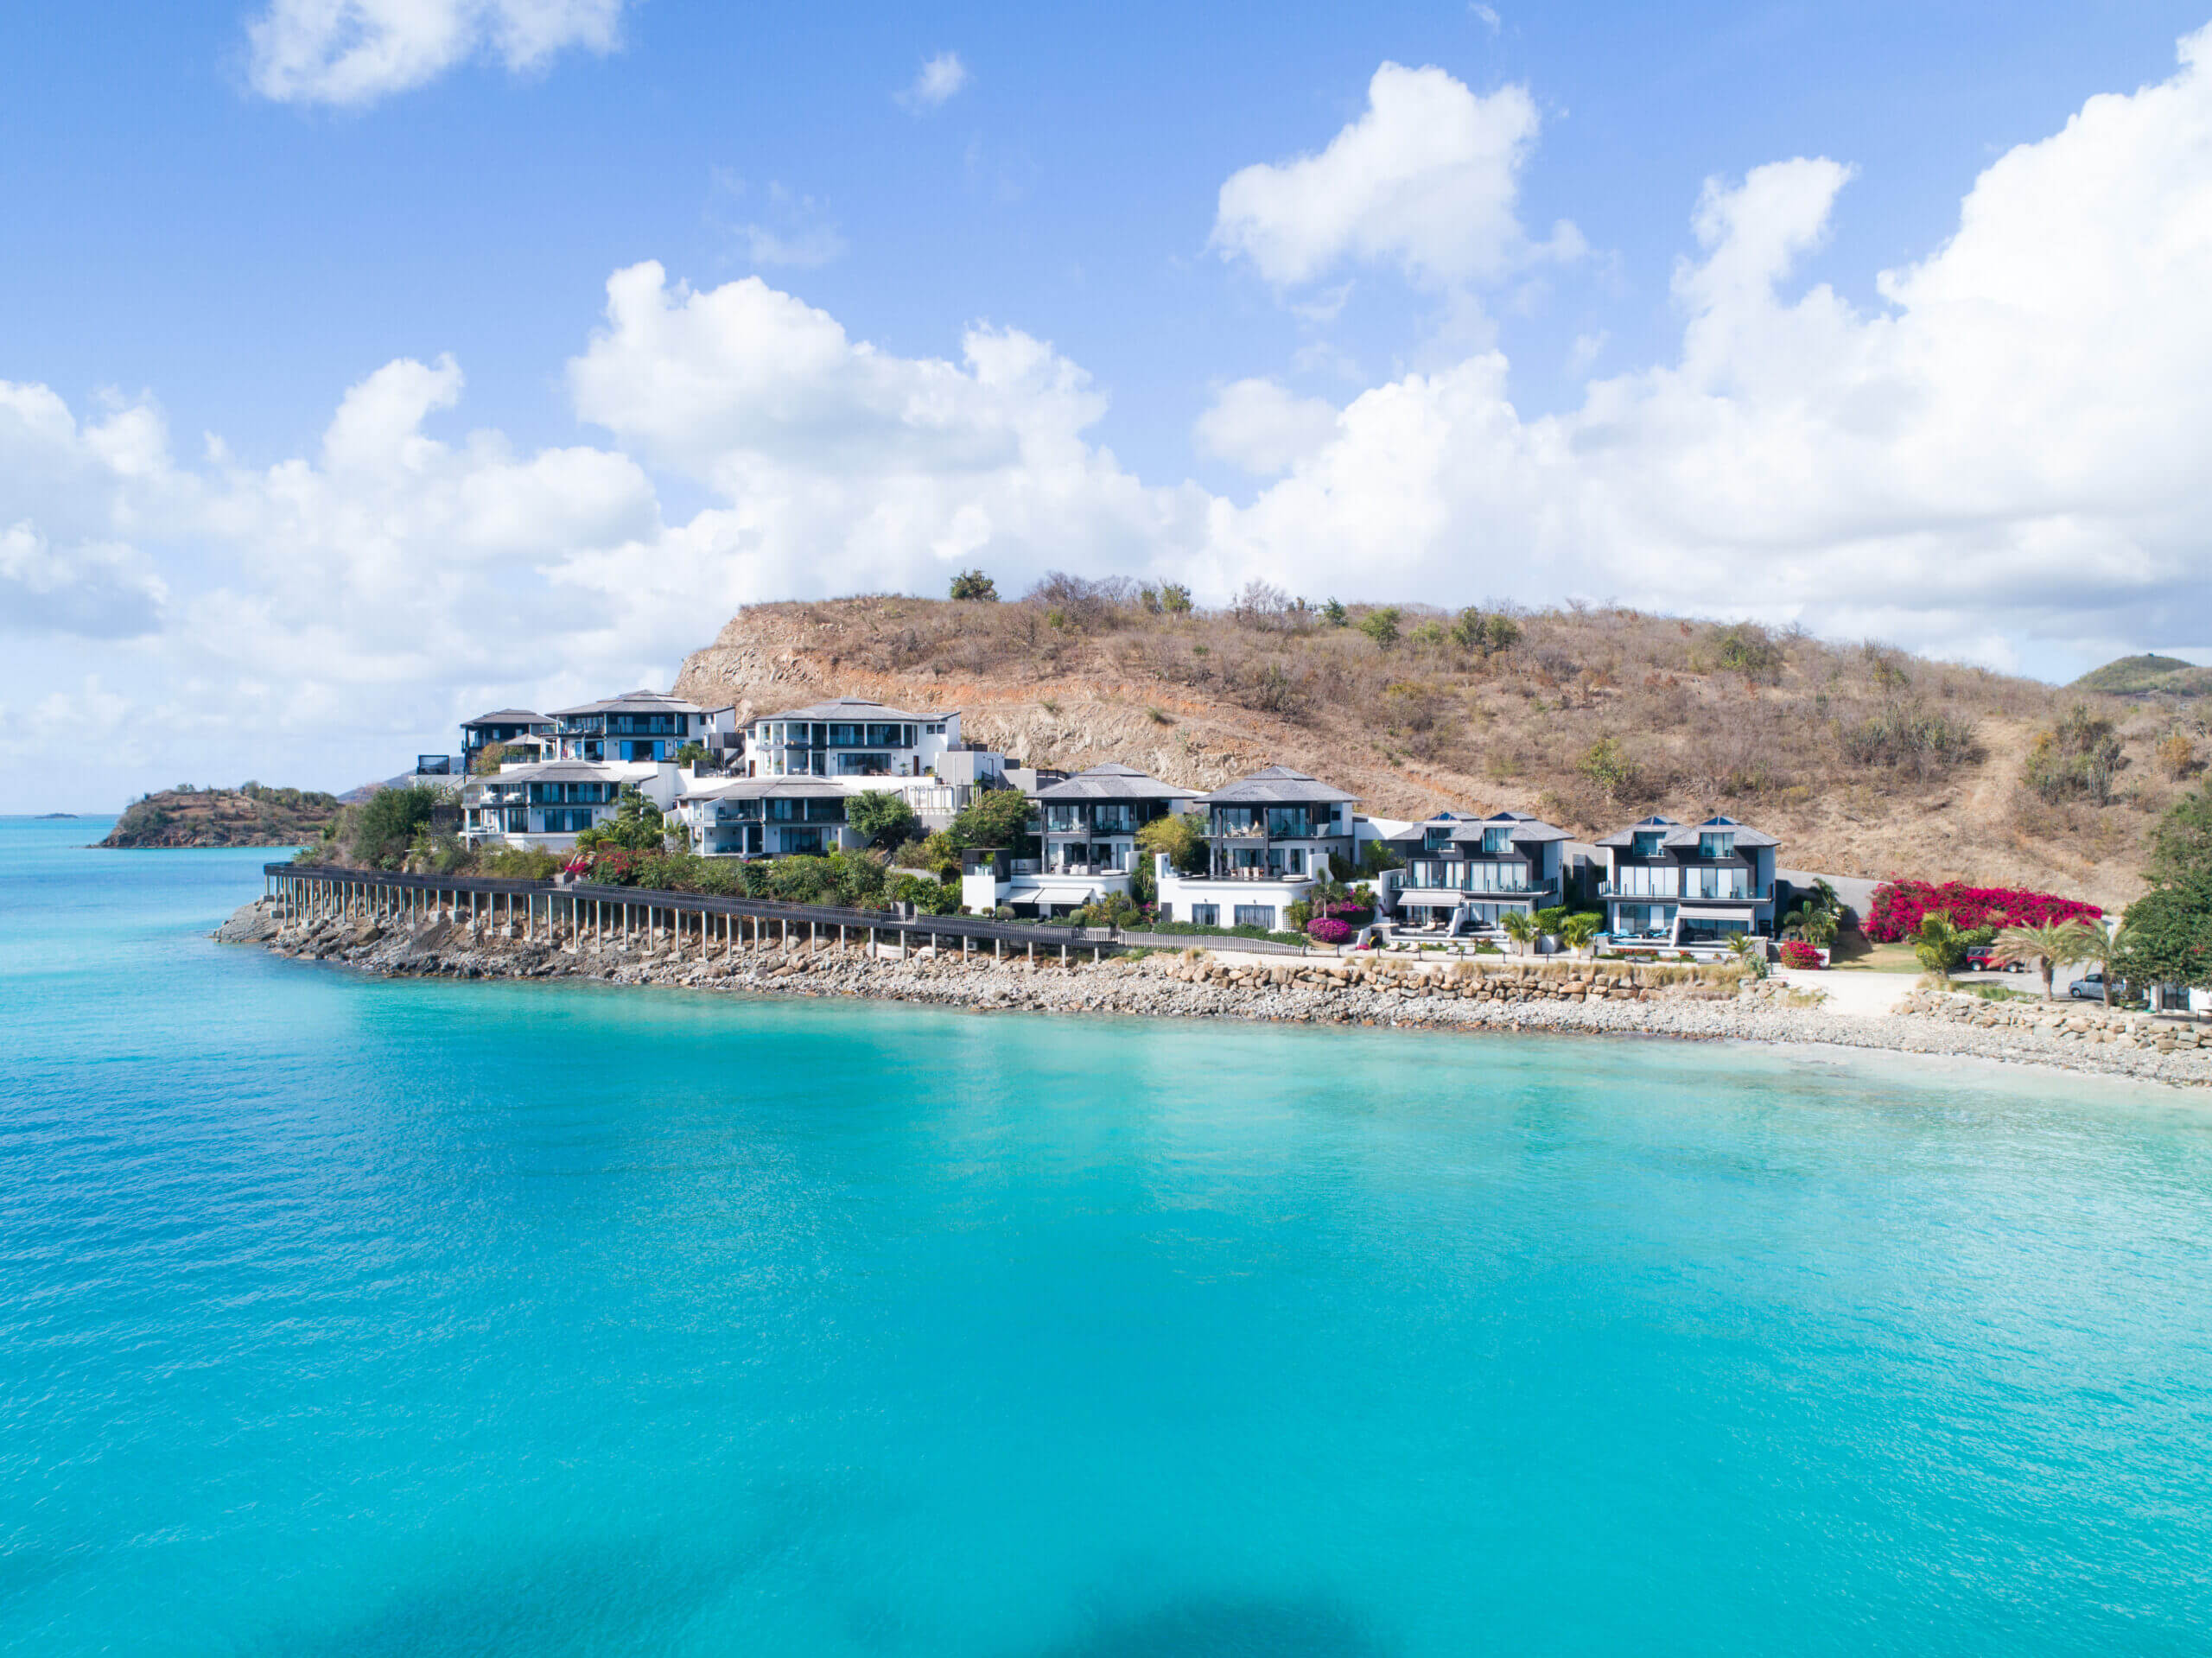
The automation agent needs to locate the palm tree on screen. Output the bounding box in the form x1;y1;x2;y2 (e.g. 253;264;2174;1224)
1781;902;1840;948
2076;918;2124;1007
1911;912;1991;983
1727;933;1769;978
1557;912;1603;959
1498;911;1538;956
1990;919;2097;1000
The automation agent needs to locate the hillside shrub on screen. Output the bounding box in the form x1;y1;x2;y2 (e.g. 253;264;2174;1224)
1865;879;2101;942
1306;917;1353;945
2023;704;2126;805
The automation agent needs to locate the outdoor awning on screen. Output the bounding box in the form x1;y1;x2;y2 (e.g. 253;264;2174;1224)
1009;884;1101;907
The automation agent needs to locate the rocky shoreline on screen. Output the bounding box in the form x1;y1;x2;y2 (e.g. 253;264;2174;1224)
216;898;2212;1088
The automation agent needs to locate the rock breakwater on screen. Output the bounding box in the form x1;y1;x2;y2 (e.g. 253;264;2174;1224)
216;899;2212;1087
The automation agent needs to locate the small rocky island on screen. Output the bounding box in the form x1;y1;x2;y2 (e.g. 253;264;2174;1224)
100;784;340;848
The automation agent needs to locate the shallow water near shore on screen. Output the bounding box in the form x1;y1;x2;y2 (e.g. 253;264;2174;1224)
4;816;2211;1655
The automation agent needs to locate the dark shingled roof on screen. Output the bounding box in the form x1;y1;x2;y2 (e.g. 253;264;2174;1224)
1385;808;1571;847
1595;813;1780;850
463;708;552;727
551;689;712;718
1197;765;1357;806
746;696;954;726
677;776;852;804
1033;763;1199;803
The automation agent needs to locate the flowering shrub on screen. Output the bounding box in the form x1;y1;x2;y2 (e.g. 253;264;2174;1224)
1864;880;2101;942
1777;940;1824;970
1306;917;1353;945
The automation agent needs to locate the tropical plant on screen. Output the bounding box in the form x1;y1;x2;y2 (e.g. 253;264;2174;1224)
949;786;1033;850
2113;883;2212;1001
1910;911;1993;981
1777;939;1824;970
1557;912;1603;957
349;785;444;869
574;786;668;853
1357;839;1403;878
1727;933;1770;977
2075;919;2126;1007
1306;916;1353;945
1497;911;1538;956
845;789;920;851
1780;902;1840;948
1136;810;1209;875
1865;879;2101;942
674;741;709;769
1988;920;2099;999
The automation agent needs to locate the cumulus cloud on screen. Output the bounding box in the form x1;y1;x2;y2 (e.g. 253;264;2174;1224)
1211;62;1571;289
11;30;2212;807
0;524;168;638
1193;379;1340;475
245;0;624;107
898;50;969;111
1208;29;2212;664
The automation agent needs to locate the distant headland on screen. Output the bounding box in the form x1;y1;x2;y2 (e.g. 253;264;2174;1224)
99;785;340;848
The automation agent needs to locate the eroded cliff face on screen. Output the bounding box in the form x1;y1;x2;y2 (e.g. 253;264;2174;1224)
671;605;1341;799
671;596;2158;908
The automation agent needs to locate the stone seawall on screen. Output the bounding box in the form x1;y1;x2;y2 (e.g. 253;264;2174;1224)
215;899;2212;1088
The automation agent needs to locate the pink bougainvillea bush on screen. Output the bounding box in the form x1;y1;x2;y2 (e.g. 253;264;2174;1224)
1863;880;2101;943
1778;940;1824;970
1306;917;1354;945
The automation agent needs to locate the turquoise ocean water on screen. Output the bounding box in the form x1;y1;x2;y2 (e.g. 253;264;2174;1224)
3;815;2209;1655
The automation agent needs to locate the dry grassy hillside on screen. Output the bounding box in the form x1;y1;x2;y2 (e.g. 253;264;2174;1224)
100;784;340;848
673;585;2207;911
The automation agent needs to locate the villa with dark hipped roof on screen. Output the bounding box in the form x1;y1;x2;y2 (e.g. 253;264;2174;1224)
962;763;1198;918
1378;809;1571;938
1596;815;1781;949
554;690;736;765
1154;765;1357;934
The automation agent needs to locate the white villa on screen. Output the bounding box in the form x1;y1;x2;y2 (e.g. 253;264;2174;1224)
460;759;682;850
675;776;860;859
961;763;1198;918
1154;765;1357;933
552;691;735;765
1378;809;1570;937
1595;814;1781;950
744;698;962;780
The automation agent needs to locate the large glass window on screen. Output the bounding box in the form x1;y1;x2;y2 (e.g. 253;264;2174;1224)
1633;832;1662;857
1700;832;1734;858
1190;905;1220;927
1482;827;1509;853
1233;905;1276;930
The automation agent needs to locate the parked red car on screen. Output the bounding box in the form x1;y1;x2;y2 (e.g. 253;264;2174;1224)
1962;945;2023;973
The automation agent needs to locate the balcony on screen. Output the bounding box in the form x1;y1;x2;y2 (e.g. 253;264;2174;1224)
1600;884;1770;902
1197;867;1315;884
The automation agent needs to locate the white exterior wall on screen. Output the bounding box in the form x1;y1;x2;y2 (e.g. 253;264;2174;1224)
1154;855;1309;930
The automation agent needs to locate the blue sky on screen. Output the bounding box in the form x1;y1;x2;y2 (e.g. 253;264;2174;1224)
4;2;2212;807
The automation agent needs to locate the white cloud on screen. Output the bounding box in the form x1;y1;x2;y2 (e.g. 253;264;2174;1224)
1210;62;1564;289
11;31;2212;808
1206;28;2212;663
1193;379;1340;475
0;524;168;638
245;0;623;107
898;50;969;112
1471;5;1502;33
